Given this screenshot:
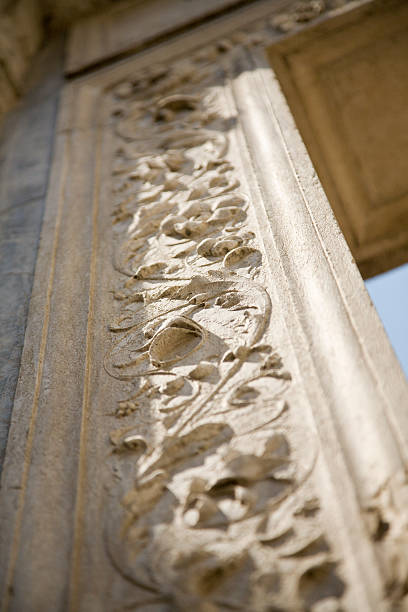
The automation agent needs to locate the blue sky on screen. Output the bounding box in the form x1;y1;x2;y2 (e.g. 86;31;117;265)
365;262;408;377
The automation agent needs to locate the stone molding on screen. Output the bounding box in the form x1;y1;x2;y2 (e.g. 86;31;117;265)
268;0;408;277
65;0;276;75
65;0;352;75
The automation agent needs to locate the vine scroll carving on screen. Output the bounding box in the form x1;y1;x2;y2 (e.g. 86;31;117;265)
101;30;347;612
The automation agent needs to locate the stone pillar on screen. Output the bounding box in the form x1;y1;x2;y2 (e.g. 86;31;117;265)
1;1;408;610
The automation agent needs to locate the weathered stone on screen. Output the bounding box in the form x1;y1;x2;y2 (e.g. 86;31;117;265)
0;16;30;92
1;2;408;612
65;0;283;74
0;0;43;124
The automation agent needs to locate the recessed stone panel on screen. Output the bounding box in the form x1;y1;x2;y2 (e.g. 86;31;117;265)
268;0;408;277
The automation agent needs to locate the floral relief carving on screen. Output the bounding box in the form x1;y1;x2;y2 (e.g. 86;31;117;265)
103;28;347;611
364;473;408;608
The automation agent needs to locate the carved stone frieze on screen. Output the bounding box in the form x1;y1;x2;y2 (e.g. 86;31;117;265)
103;36;347;611
2;3;408;611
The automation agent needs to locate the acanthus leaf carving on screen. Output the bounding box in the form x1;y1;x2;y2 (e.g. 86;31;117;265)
103;18;349;612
